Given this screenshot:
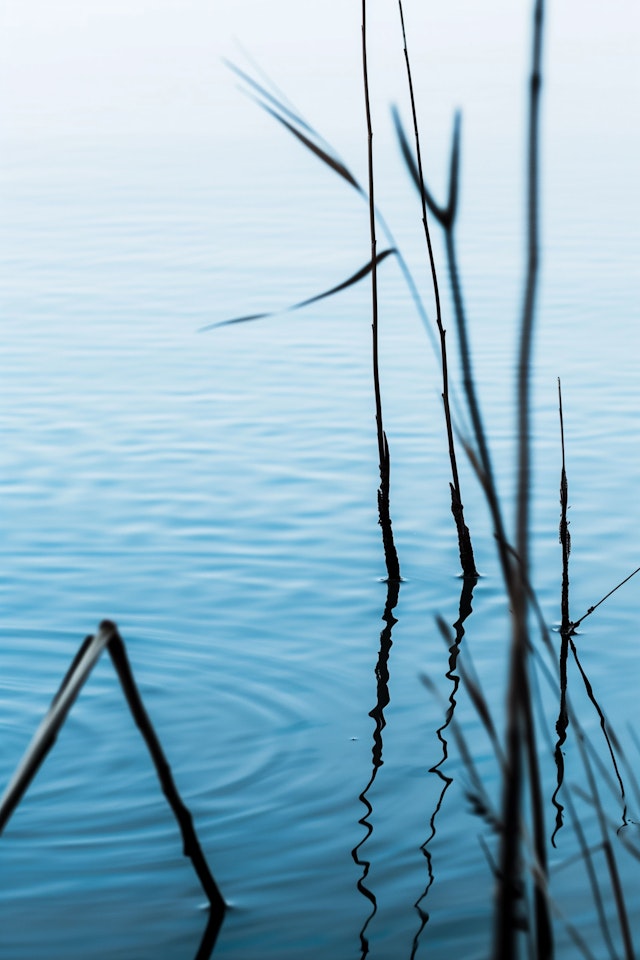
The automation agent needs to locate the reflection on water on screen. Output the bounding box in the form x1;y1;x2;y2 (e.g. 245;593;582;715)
411;575;476;957
351;578;399;958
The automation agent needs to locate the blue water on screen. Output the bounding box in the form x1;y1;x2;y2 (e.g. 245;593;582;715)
1;6;639;957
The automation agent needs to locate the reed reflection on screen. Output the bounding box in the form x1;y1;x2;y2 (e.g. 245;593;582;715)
552;382;628;843
351;577;400;959
411;574;476;957
551;379;571;843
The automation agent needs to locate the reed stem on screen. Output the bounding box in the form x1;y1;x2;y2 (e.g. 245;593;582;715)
494;3;548;958
397;0;477;579
362;0;401;582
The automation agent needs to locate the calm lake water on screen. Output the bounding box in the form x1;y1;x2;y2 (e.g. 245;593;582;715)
1;3;639;958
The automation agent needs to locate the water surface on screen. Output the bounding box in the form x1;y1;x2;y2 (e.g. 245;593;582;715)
1;3;639;957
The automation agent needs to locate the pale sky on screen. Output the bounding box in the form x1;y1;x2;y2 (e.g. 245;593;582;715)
1;0;637;153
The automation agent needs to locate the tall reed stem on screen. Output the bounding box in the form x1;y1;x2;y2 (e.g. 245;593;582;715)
495;3;549;958
397;0;477;579
362;0;401;582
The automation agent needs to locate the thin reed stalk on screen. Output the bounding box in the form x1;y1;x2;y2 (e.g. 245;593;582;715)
570;565;640;633
0;629;111;832
362;0;401;582
494;3;550;959
558;379;571;633
396;0;477;579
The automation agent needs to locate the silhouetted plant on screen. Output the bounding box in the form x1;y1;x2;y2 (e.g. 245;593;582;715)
212;2;640;956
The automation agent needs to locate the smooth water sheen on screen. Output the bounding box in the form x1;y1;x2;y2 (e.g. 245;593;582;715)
2;3;639;958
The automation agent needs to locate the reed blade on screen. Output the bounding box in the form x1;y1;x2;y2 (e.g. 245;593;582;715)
391;105;447;224
257;101;363;193
200;250;396;331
